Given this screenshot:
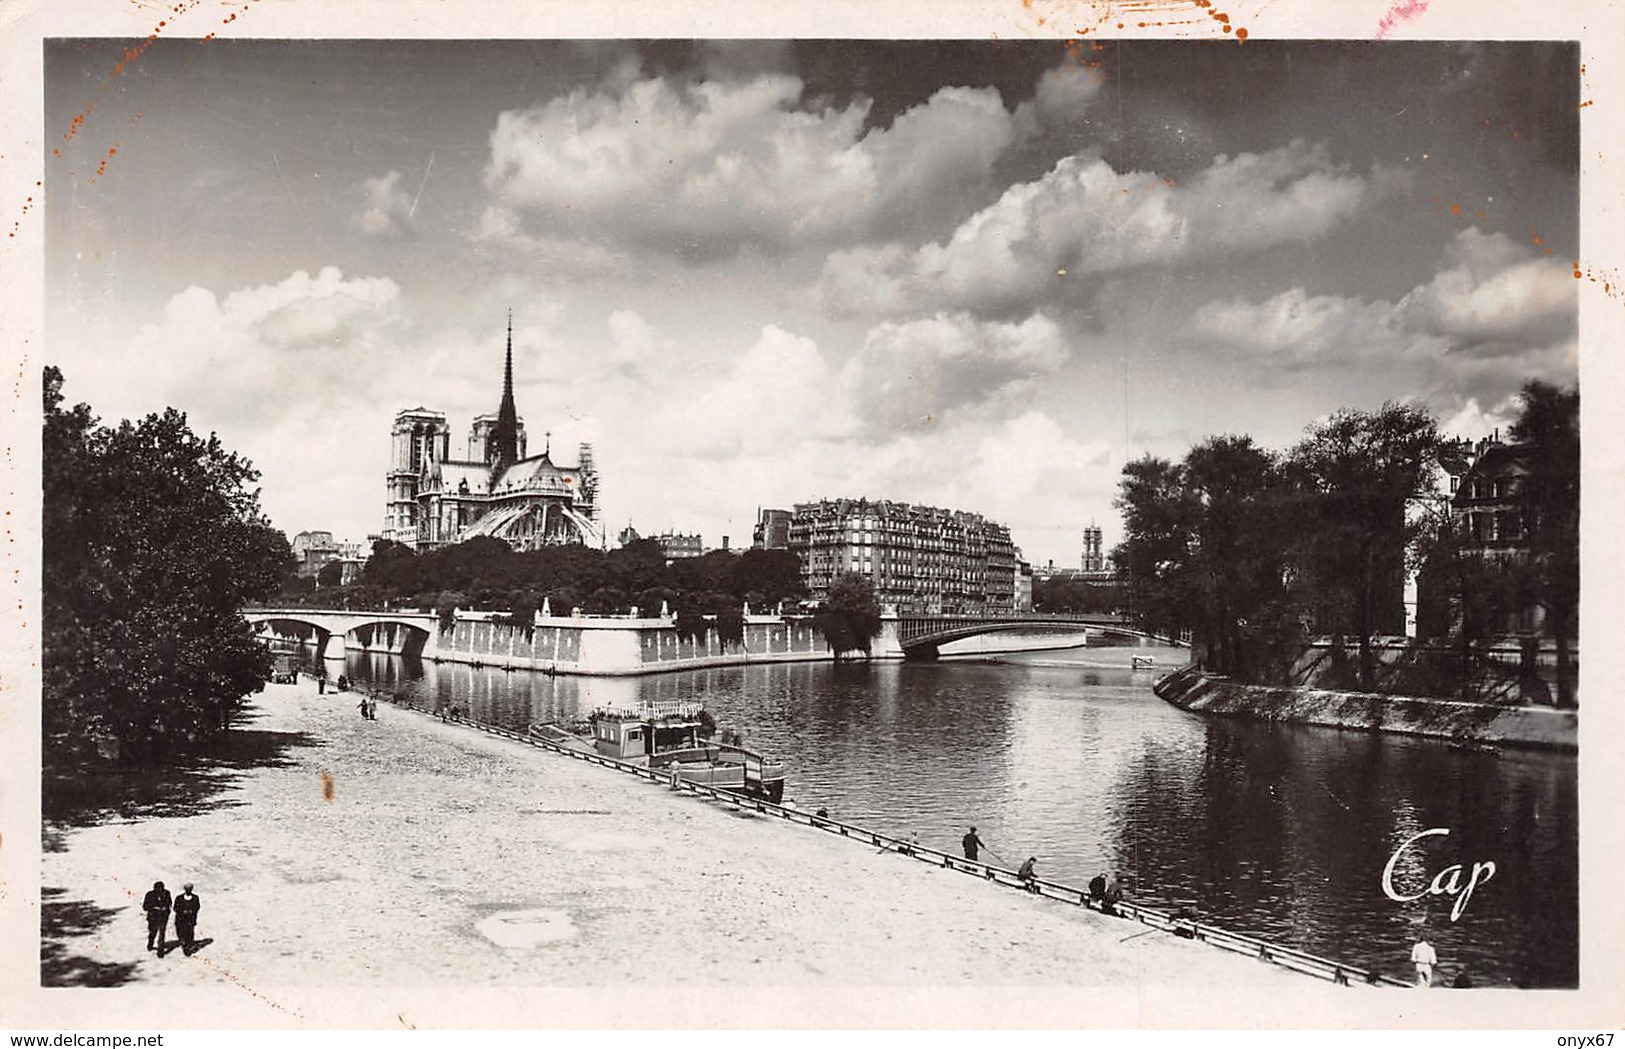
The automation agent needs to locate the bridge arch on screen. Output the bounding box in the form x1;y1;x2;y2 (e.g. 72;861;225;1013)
892;613;1188;660
247;613;433;660
248;615;337;660
343;618;432;658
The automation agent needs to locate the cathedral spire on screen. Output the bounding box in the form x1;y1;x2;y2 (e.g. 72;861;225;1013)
491;309;520;468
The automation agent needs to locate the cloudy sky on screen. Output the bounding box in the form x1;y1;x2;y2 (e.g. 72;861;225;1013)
44;39;1578;567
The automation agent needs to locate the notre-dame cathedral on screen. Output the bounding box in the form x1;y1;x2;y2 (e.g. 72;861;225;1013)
381;314;601;552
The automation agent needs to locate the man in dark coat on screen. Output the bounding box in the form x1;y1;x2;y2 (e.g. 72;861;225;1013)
961;826;986;861
142;881;172;953
1103;872;1126;916
173;882;201;955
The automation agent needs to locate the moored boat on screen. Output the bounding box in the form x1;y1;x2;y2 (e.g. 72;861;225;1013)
531;700;786;802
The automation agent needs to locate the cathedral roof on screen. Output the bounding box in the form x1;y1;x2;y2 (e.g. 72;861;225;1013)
490;451;584;498
424;459;490;495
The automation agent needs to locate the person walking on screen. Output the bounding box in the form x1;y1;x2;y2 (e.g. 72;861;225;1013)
1412;936;1439;987
141;880;172;954
961;826;987;861
173;882;201;955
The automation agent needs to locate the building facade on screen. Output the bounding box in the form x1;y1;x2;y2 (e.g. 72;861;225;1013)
380;315;601;553
655;532;704;560
1443;438;1543;636
753;508;792;550
788;498;1022;615
290;531;366;584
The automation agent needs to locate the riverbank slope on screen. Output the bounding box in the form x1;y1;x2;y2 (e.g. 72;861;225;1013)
1154;667;1576;750
31;679;1373;1027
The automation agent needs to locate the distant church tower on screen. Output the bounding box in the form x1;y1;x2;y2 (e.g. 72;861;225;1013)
1082;524;1104;573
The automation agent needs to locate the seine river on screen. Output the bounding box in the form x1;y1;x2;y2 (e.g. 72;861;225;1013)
332;639;1577;988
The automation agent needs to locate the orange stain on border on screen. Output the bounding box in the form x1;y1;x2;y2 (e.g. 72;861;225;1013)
1025;1;1247;43
1573;261;1624;303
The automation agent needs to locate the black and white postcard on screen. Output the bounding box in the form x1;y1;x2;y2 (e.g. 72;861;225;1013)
3;0;1622;1035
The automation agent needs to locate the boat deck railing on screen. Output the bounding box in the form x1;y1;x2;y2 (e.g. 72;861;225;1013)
361;686;1410;989
596;698;703;719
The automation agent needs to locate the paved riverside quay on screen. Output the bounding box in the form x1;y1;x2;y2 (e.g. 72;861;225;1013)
38;677;1380;1025
439;698;1406;988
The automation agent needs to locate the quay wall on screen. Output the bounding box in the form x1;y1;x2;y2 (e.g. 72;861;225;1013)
429;613;838;676
255;611;1092;675
1153;666;1576;751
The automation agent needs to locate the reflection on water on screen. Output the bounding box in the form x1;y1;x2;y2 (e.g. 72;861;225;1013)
334;642;1577;987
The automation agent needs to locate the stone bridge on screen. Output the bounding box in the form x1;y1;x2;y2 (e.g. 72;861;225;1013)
245;607;441;660
890;612;1188;659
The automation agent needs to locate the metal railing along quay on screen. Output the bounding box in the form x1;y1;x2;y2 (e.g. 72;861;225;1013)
357;684;1409;989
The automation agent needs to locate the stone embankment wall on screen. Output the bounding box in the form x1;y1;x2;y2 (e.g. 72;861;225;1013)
433;614;831;676
1153;665;1576;751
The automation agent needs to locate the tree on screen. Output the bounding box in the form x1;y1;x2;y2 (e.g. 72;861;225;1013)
43;367;292;766
1286;403;1441;689
714;604;746;651
1113;455;1201;642
733;548;806;608
1113;439;1293;677
1032;577;1126;614
1509;380;1579;707
1180;436;1291;678
606;538;669;595
1413;510;1523;700
673;604;709;644
362;539;417;592
315;560;346;590
817;572;883;660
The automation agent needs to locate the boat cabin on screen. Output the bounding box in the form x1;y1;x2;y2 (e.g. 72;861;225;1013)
577;700;786;802
591;702;706;762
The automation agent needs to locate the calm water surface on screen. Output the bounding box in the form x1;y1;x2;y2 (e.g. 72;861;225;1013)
331;641;1577;988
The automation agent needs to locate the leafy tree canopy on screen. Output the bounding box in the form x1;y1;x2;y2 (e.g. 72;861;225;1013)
43;367;292;767
818;572;883;659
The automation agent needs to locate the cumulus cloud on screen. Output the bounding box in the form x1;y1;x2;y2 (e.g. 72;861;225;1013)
841;312;1069;433
1013;62;1107;138
652;324;850;456
356;169;416;237
1186;288;1414;372
1179;228;1577;422
821;140;1370;317
1441;396;1520;440
822;409;1120;557
480;70;1033;259
1397;227;1577;356
594;314;1110;558
128;266;402;371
